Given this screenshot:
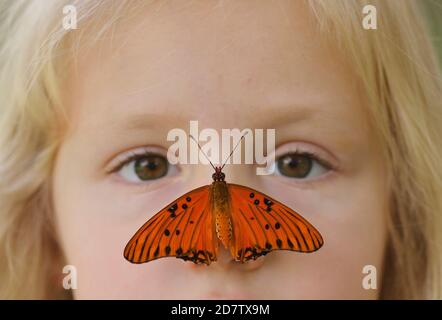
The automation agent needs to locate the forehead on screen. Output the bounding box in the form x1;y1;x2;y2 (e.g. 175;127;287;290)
66;0;368;146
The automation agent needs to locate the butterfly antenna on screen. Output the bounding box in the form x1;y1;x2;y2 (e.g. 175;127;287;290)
189;135;216;170
221;131;249;170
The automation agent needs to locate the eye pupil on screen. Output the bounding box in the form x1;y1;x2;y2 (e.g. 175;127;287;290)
134;155;168;180
277;153;312;178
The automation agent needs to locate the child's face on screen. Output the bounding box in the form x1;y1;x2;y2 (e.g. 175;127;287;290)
53;1;388;299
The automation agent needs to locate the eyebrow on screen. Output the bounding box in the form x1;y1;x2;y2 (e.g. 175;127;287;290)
114;113;190;132
97;102;351;169
257;104;318;128
114;103;318;133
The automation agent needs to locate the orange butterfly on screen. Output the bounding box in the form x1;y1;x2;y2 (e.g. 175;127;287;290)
124;135;324;265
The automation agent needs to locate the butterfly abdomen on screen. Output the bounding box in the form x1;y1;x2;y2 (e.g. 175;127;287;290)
211;181;232;249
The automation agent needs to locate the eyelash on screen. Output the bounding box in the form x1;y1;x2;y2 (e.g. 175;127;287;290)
106;147;336;177
275;150;335;171
106;149;166;174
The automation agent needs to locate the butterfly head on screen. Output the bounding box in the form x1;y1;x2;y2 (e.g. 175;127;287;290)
212;166;226;182
191;132;248;184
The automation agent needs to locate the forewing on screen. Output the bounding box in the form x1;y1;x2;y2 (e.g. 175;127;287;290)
124;185;218;265
228;184;323;262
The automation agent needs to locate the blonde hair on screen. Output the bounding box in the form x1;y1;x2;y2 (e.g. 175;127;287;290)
0;0;441;299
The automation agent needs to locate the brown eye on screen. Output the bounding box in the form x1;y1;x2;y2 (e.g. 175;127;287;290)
134;154;168;180
277;153;313;178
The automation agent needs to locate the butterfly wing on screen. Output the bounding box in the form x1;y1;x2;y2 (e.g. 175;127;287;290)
227;184;324;262
124;185;218;265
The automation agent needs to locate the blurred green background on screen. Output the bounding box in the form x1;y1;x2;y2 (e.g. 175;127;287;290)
423;0;442;65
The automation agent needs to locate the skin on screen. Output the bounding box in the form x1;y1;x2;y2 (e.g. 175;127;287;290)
52;0;389;299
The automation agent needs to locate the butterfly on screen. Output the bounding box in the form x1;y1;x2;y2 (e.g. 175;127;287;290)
123;135;324;265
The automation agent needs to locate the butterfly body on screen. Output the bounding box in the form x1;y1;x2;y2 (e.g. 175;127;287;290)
211;180;233;250
124;166;324;266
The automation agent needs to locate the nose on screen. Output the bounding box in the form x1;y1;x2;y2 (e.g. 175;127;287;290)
217;245;267;271
188;244;266;271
